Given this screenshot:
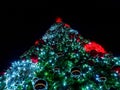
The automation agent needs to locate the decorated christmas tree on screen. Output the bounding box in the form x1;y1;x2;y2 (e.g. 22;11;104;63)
0;17;120;90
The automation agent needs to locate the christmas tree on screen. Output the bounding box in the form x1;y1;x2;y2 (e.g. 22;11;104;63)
0;17;120;90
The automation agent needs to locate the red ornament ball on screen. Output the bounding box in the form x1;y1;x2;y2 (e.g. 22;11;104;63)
31;54;38;63
112;66;120;75
35;39;45;46
35;40;39;45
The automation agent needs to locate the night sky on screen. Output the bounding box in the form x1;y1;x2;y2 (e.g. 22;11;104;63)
0;7;120;73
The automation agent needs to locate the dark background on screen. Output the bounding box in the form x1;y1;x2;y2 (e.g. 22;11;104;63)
0;6;120;73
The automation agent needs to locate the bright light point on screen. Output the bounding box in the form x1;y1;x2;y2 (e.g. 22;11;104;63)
38;57;40;59
12;75;15;78
22;60;25;63
41;51;45;55
96;74;99;77
50;51;54;55
63;81;67;86
82;73;85;77
23;68;26;71
96;78;99;81
62;72;65;75
26;60;29;62
49;60;52;63
52;63;54;66
99;86;102;89
89;67;92;70
114;57;118;60
42;34;47;39
113;73;118;77
26;85;28;87
86;86;89;89
54;86;57;89
45;72;48;76
29;74;32;77
90;84;93;87
116;70;119;73
115;62;119;65
18;67;20;70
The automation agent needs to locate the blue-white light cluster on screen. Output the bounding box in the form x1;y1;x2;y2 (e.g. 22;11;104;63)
4;60;39;90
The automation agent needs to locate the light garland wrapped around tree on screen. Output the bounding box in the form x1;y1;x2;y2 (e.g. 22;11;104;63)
0;17;120;90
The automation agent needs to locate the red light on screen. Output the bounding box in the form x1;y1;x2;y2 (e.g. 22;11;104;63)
84;41;106;54
56;17;62;23
31;54;38;63
76;38;80;42
35;40;39;45
64;23;70;28
112;66;120;76
31;57;38;63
